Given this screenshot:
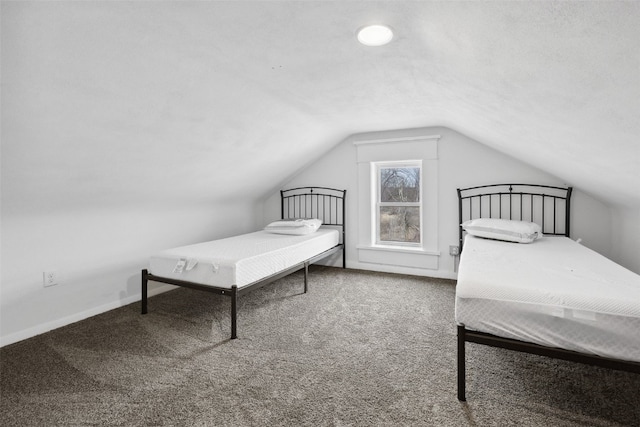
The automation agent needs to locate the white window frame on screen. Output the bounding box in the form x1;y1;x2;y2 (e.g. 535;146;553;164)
355;133;440;272
374;160;423;247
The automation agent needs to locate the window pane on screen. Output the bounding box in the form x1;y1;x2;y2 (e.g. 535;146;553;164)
380;167;420;202
379;206;420;243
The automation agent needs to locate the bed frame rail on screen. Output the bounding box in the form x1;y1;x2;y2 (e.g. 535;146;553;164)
457;325;640;401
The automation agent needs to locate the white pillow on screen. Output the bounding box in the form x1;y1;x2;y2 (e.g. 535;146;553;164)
462;218;542;243
264;218;323;235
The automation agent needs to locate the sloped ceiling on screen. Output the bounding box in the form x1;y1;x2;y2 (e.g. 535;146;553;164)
2;1;639;213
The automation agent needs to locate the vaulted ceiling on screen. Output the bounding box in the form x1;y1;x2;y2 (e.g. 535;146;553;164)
2;1;639;212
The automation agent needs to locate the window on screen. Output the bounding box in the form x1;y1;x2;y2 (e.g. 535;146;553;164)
355;133;439;272
375;161;422;246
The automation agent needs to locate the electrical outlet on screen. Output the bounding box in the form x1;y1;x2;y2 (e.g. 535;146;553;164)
43;271;59;287
449;245;460;256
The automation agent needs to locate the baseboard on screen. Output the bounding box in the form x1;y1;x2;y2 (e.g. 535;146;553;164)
0;283;176;348
346;261;458;280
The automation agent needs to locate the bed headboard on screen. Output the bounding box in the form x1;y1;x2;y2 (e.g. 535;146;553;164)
457;183;573;250
281;186;347;266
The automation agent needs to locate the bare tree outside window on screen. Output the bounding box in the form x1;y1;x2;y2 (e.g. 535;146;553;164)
378;166;421;244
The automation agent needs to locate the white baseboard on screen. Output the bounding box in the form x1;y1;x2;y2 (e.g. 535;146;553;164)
346;261;458;280
0;283;176;348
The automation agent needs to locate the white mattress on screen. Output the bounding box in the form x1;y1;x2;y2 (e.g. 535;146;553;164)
455;235;640;363
149;229;339;289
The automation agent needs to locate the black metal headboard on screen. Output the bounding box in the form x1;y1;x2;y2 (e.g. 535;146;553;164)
281;186;346;267
457;183;573;250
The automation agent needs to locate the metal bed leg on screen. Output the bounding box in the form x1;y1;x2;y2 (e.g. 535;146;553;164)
304;262;309;293
342;244;346;269
141;269;148;314
458;324;466;401
231;285;238;339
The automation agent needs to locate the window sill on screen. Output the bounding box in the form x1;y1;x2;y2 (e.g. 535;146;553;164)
357;244;440;256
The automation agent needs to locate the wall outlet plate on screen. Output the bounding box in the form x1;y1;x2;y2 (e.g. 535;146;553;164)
43;271;59;287
449;245;460;256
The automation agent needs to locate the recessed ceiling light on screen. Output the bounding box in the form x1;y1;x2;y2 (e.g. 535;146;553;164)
356;24;394;47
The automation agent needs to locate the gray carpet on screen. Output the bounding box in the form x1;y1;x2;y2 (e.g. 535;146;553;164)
1;267;639;426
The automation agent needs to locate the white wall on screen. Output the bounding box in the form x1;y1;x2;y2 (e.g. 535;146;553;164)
1;200;259;346
610;207;640;274
1;122;625;347
1;2;267;346
262;126;616;278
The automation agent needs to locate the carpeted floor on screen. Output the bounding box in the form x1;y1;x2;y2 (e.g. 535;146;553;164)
1;267;639;426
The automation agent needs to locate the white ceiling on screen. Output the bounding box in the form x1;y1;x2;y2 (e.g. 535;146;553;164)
2;1;639;212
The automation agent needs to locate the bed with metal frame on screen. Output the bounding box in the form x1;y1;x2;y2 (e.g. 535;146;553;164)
141;186;346;340
456;183;640;401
